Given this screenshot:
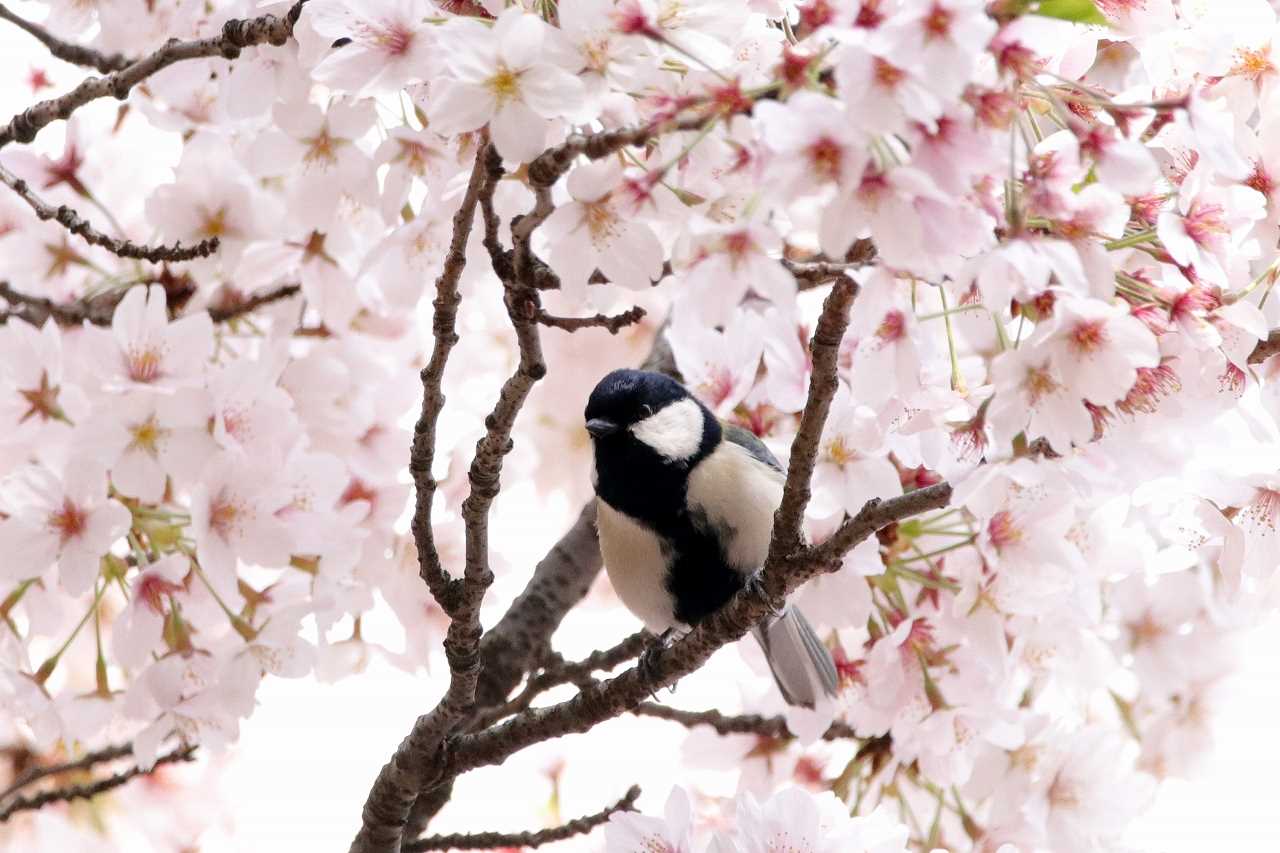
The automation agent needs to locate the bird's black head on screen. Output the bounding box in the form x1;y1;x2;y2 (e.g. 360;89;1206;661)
586;369;721;521
585;368;721;470
584;369;689;437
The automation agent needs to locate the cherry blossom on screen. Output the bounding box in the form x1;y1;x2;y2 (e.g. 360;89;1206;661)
427;9;587;163
542;159;666;301
604;785;694;853
0;460;130;595
302;0;440;96
81;285;214;394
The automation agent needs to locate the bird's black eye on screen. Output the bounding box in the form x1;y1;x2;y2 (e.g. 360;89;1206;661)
641;403;654;417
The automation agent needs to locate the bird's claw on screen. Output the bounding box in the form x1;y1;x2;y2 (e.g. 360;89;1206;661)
639;629;678;699
744;572;782;619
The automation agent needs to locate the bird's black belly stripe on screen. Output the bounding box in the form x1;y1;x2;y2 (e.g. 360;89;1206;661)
664;521;744;625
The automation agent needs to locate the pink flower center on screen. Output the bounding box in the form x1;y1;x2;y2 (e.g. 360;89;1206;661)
873;58;905;89
697;368;735;409
1231;46;1276;83
1183;201;1227;248
47;498;87;545
986;510;1022;553
875;309;905;342
1069;319;1107;354
373;21;413;57
208;491;245;541
720;230;755;271
923;4;952;39
1118;363;1180;415
485;64;522;107
126;346;164;383
1023;363;1059;404
1245;160;1275;199
807;136;843;182
137;572;184;615
1244;487;1280;531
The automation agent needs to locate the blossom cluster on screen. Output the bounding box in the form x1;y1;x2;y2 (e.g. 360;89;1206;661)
0;0;1278;849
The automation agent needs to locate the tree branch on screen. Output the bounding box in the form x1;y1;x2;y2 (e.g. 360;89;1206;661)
351;138;552;853
471;630;650;732
0;3;133;73
535;305;647;334
403;785;640;852
632;703;859;741
766;277;859;563
0;745;196;822
0;279;300;327
435;485;949;780
1248;329;1280;364
0;162;219;262
0;742;132;803
0;0;307;148
207;283;301;322
409;142;491;614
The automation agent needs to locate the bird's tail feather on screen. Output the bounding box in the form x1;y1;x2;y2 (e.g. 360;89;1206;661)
751;606;839;708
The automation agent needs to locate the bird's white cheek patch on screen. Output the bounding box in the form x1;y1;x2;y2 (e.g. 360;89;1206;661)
631;398;704;461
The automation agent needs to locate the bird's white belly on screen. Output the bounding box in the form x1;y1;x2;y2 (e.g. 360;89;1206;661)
596;498;677;633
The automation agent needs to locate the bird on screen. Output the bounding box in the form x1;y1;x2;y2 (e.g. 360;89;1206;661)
585;367;839;708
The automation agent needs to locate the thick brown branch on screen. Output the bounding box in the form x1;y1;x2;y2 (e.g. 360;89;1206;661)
0;3;133;73
633;703;859;741
535;305;647;334
0;163;218;261
783;258;868;290
0;742;132;803
437;486;950;779
765;277;859;563
0;1;306;148
403;785;640;852
0;745;196;822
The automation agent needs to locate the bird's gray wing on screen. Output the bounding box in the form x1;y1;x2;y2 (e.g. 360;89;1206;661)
721;423;783;475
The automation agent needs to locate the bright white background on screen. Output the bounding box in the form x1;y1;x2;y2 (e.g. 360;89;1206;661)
2;8;1280;852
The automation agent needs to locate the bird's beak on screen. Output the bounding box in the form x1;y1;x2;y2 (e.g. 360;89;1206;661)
585;418;619;439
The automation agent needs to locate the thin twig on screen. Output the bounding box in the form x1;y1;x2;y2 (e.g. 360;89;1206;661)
765;277;859;564
409;142;491;614
0;162;218;262
207;283;301;322
0;1;307;148
0;742;132;803
471;631;650;731
350;139;550;853
0;280;300;327
404;786;641;852
0;3;133;73
1248;329;1280;364
0;745;196;823
525;117;707;190
535;305;647;334
632;703;859;741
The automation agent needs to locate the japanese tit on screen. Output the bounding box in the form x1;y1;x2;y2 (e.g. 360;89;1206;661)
585;368;839;708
